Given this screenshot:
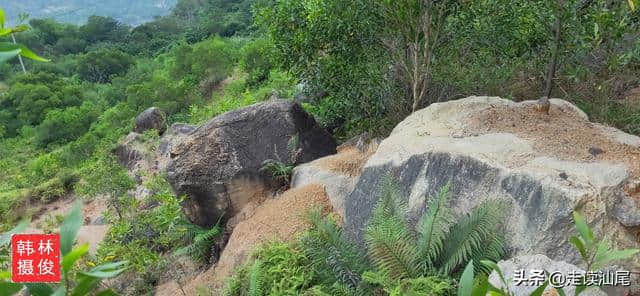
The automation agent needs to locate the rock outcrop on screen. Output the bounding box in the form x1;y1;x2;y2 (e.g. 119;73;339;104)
135;107;167;135
167;99;337;227
114;132;144;170
344;97;640;281
291;140;379;218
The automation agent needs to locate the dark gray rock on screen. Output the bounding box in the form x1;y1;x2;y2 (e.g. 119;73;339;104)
158;123;196;158
588;147;604;156
167;99;336;227
613;195;640;227
135;107;166;135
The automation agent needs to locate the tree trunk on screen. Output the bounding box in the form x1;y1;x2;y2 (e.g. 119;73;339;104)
544;0;563;98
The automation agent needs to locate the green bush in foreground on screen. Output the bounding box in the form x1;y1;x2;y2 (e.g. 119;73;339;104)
0;202;128;296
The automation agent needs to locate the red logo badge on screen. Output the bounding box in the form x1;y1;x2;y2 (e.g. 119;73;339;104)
11;234;61;283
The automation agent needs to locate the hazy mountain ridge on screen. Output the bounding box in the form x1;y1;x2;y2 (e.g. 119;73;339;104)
4;0;177;26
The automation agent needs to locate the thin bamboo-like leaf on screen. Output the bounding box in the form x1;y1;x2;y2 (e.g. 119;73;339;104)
572;211;594;248
458;260;474;296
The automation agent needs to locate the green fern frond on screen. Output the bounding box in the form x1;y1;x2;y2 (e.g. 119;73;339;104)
248;260;264;296
174;224;222;263
471;233;505;274
260;159;294;183
375;174;409;223
416;184;454;271
365;176;419;280
302;208;371;289
435;200;506;275
365;217;419;280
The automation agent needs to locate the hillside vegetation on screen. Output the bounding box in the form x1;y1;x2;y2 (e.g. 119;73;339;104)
1;0;640;295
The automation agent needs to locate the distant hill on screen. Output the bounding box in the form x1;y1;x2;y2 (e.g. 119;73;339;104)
3;0;177;26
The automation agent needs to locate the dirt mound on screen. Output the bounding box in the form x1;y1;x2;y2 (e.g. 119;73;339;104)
467;102;640;198
311;144;377;177
175;184;332;295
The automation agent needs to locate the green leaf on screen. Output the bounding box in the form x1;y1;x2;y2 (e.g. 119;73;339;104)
0;48;20;63
569;236;587;261
458;260;475;296
592;248;639;270
572;211;594;248
25;283;54;296
575;285;588;296
60;201;83;256
0;219;29;246
471;275;490;296
0;270;10;280
71;275;101;296
556;286;567;296
61;243;89;274
51;285;66;296
0;42;49;62
0;281;24;295
529;279;549;296
0;8;5;28
481;260;507;289
79;261;129;279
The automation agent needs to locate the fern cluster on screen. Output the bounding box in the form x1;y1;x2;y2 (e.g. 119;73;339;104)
260;134;301;186
366;175;506;282
174;223;222;263
300;209;374;295
224;241;315;296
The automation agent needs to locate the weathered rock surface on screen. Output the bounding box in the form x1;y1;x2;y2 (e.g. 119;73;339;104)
135;107;167;134
344;97;640;279
167;99;336;226
113;132;144;169
488;254;606;296
156;123;196;172
292;143;379;218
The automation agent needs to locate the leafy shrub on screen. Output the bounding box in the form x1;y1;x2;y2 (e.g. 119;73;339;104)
30;176;66;203
76;48;134;83
240;38;275;86
187;70;296;124
35;101;102;147
224;242;316;296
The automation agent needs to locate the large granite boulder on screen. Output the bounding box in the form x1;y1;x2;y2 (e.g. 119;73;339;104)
344;96;640;281
167;99;336;227
135;107;166;134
